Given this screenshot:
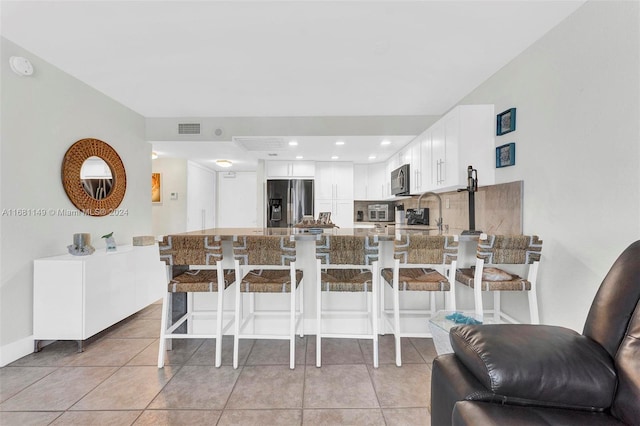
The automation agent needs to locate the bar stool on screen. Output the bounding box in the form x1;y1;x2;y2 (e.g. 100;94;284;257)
380;234;459;366
157;235;235;368
232;235;304;369
315;234;380;367
455;234;542;324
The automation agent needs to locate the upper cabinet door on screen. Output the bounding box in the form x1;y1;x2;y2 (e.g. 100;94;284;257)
315;161;353;200
266;161;315;178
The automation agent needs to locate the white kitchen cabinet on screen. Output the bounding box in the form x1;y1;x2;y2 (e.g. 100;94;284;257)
409;134;432;194
428;105;495;191
315;162;354;228
315;162;353;200
367;163;386;200
353;164;368;200
266;161;315;178
353;163;386;200
33;244;166;350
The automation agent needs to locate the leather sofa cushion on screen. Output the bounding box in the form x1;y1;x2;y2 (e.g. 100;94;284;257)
450;324;617;411
452;401;626;426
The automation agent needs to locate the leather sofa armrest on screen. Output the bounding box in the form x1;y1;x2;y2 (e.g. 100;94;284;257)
450;324;616;411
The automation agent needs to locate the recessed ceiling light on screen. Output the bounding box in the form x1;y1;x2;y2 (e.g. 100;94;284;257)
289;140;298;146
368;155;376;160
296;155;303;159
381;140;391;146
215;159;233;168
331;155;339;160
335;141;345;146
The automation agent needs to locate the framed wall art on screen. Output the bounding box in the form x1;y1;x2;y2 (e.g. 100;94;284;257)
151;172;162;203
496;108;516;136
496;143;516;168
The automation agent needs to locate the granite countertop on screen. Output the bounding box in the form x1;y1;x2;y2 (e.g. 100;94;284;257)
176;226;466;241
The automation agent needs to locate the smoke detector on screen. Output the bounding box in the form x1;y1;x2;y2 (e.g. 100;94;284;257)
9;56;33;76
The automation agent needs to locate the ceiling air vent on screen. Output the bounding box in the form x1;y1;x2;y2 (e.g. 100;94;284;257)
233;137;286;152
178;123;201;135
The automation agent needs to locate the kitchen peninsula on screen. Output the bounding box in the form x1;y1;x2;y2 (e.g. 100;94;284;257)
162;226;476;336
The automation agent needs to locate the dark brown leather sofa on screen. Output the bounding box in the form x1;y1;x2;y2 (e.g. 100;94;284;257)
431;240;640;425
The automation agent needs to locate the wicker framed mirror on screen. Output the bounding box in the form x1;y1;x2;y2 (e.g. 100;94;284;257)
62;138;126;216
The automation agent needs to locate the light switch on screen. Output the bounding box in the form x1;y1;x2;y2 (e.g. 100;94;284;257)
170;192;178;200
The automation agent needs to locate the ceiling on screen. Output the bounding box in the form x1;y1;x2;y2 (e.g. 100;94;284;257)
1;0;586;170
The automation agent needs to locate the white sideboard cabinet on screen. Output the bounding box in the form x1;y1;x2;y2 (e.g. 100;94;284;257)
33;244;167;351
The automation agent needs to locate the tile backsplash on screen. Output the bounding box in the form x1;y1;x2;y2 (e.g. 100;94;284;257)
355;181;523;235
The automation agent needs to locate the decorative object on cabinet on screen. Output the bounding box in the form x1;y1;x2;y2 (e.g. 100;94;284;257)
496;108;516;135
62;138;127;216
67;233;95;256
152;172;162;203
318;211;331;225
102;231;117;252
496;143;516;168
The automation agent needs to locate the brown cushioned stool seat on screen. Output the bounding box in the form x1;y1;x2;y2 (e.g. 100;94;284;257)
170;269;236;293
320;269;373;292
456;267;531;291
381;267;450;291
238;269;303;293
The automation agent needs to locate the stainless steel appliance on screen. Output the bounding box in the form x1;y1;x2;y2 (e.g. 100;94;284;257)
368;204;393;222
266;179;314;228
406;208;429;225
391;164;410;196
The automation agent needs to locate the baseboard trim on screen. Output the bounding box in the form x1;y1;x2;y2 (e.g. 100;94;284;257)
0;335;35;367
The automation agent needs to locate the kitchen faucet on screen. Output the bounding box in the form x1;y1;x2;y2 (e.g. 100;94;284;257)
417;191;443;234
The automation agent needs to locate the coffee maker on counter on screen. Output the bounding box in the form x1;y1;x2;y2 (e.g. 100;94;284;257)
406;208;429;225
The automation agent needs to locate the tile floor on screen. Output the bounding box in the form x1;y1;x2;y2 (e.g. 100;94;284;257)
0;301;437;425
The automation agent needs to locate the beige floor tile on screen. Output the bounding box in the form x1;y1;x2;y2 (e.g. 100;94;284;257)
218;409;302;426
245;337;307;366
148;366;239;409
66;338;155;367
187;336;253;366
8;341;78;367
306;337;365;365
128;338;204;366
410;338;438;365
0;366;57;403
226;365;305;409
360;335;425;364
303;364;379;409
134;409;221;425
50;410;141;425
302;408;385;425
135;303;163;320
105;319;161;339
0;367;118;411
71;366;175;410
383;407;431;426
368;364;431;408
0;411;62;425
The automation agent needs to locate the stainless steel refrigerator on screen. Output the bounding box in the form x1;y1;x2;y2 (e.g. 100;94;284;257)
266;179;314;228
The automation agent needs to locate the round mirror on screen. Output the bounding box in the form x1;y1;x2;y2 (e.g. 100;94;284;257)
80;156;114;200
62;139;126;216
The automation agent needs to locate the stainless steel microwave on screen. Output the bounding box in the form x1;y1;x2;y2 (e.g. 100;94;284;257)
391;164;410;196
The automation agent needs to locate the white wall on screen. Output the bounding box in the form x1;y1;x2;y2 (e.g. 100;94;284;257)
186;161;216;231
217;172;258;228
151;158;188;237
457;1;640;331
0;37;151;365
